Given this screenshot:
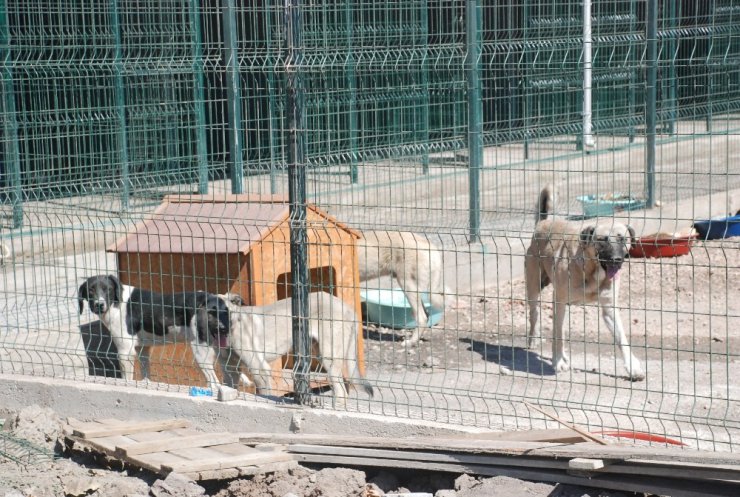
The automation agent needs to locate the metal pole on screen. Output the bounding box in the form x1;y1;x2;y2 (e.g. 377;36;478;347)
285;0;311;405
628;0;636;143
645;0;657;208
666;0;678;135
266;3;279;193
222;0;244;193
582;0;595;149
420;0;430;175
110;0;130;210
190;0;209;193
466;0;482;243
0;0;22;228
345;0;359;183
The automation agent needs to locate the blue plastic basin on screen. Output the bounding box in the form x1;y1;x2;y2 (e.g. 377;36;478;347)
360;288;443;329
577;194;645;218
693;215;740;240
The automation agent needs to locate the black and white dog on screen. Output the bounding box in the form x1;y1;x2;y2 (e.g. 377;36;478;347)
77;274;230;387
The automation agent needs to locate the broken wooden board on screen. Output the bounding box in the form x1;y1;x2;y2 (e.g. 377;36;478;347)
65;418;296;480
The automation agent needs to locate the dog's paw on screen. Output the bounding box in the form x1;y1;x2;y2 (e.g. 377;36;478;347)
552;355;570;372
527;336;543;350
625;364;646;381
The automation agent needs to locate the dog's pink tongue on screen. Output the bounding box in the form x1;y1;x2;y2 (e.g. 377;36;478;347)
605;266;621;280
217;335;229;348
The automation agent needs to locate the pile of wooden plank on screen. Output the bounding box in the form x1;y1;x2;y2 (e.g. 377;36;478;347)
65;418;740;496
65;418;296;480
239;432;740;497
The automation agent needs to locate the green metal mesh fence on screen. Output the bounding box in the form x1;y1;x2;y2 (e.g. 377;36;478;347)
1;0;739;455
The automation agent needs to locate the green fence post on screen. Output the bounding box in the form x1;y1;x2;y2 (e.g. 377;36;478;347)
190;0;209;194
222;0;244;194
645;0;657;208
110;0;130;210
420;0;430;175
266;3;280;193
0;0;22;228
466;0;482;243
666;0;678;135
346;0;359;183
285;0;311;405
628;0;637;143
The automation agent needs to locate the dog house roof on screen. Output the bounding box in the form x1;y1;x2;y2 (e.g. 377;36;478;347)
108;194;359;254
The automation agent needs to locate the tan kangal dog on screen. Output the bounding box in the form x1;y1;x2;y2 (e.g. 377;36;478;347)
524;185;645;381
358;231;446;343
219;292;373;405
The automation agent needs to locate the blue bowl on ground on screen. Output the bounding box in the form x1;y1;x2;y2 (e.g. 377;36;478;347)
577;194;646;218
360;288;443;329
692;215;740;240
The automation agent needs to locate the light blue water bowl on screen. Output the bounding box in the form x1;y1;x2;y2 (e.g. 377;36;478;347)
360;288;443;329
577;194;646;218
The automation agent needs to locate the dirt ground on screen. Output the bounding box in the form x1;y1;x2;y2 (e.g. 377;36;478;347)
0;406;644;497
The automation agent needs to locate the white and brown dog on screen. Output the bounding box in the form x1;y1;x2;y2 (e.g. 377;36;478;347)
77;274;231;388
524;186;645;381
219;291;373;405
358;231;446;343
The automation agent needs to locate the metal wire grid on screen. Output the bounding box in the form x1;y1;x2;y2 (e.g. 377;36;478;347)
1;0;739;453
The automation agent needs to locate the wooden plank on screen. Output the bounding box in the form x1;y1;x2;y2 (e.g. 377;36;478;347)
161;450;295;474
568;458;606;472
134;450;192;474
452;428;587;444
181;460;299;481
295;454;740;497
288;444;569;471
116;433;240;457
72;419;191;439
239;433;740;467
523;401;608;446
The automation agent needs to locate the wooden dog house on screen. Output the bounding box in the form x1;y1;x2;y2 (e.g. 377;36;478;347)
107;194;363;392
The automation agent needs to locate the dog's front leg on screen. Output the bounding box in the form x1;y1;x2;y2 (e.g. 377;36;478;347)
191;341;221;390
138;345;151;381
112;334;138;381
551;298;570;372
600;301;645;381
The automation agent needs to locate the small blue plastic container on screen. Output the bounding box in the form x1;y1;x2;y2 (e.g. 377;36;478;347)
189;386;213;397
577;194;645;218
693;215;740;240
360;288;443;329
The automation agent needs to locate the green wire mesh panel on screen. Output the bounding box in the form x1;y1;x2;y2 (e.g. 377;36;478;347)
1;0;739;458
2;0;209;202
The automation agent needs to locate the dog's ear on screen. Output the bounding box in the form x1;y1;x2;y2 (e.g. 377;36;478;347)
108;274;122;303
626;225;636;249
225;293;245;306
580;226;596;245
77;281;88;314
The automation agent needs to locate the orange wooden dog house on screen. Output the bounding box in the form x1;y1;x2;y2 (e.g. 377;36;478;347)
107;194;363;392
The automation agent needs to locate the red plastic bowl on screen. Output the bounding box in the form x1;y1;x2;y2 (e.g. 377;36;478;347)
629;233;697;258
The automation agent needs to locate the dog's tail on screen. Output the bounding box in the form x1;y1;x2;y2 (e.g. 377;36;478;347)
536;184;556;223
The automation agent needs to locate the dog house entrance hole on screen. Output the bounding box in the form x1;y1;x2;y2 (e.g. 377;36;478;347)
276;266;337;301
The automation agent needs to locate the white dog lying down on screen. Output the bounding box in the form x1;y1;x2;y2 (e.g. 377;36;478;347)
358;231;446;343
219;292;374;403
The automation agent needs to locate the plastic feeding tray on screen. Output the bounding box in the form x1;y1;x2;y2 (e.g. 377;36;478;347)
692;214;740;240
360;288;443;329
629;230;698;259
577;194;645;218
